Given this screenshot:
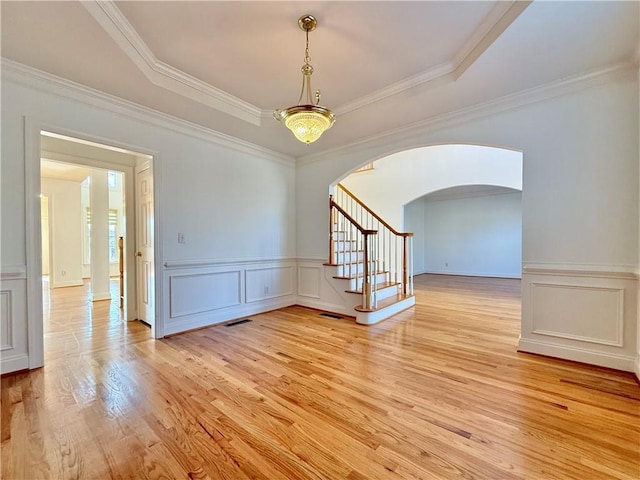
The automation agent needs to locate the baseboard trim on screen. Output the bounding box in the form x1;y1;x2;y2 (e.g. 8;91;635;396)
518;338;636;372
91;292;112;302
164;296;296;336
0;354;30;375
295;297;349;316
51;280;85;289
634;355;640;382
421;271;522;279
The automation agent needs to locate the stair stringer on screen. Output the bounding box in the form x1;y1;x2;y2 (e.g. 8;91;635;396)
323;264;362;315
322;264;416;325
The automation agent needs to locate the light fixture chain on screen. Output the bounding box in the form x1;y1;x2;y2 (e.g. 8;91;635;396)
304;28;311;65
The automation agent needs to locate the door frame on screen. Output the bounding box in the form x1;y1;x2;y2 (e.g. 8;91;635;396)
25;117;164;369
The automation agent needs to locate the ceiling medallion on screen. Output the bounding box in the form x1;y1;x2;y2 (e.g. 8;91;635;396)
274;15;335;144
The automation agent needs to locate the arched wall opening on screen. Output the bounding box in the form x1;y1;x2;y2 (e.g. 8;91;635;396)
335;144;523;231
332;143;523;277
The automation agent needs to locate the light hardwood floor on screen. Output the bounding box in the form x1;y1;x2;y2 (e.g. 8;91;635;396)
2;274;638;479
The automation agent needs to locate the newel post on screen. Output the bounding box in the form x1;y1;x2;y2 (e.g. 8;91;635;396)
329;195;335;265
402;234;408;295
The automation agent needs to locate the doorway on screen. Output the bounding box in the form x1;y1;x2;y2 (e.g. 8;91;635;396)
36;130;156;362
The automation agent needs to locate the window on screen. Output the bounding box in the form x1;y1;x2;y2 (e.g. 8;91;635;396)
353;162;374;173
85;207;119;264
107;171;117;189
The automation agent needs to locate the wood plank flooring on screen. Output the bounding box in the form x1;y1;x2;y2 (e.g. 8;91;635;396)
2;274;639;479
42;277;150;362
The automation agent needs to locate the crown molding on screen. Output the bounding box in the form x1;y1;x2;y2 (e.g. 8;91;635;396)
83;0;530;122
81;1;262;126
452;1;532;80
334;62;455;116
1;59;295;166
333;1;532;116
298;60;637;166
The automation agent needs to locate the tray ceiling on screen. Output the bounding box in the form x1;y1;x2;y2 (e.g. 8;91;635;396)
2;1;638;158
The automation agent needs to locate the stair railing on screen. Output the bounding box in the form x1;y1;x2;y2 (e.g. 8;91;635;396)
333;184;414;297
329;196;379;310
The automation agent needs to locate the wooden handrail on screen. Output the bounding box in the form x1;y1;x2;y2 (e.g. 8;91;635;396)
338;183;412;237
330;200;377;236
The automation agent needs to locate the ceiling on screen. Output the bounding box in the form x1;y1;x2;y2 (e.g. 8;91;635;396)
2;1;638;158
41;159;92;183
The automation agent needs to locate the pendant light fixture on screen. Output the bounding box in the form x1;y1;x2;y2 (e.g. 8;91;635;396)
274;15;335;144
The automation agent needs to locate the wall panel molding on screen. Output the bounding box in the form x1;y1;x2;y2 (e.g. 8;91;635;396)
530;282;624;347
0;278;28;374
162;259;296;336
0;291;14;351
245;265;294;303
297;265;322;299
520;264;637;372
169;270;242;318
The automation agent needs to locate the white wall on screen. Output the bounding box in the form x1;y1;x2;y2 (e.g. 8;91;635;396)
296;69;639;372
1;67;297;372
340;145;523;231
40;178;84;288
417;191;522;278
404;200;425;274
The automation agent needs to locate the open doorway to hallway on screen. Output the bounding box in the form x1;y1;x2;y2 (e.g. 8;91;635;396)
38;131;155;361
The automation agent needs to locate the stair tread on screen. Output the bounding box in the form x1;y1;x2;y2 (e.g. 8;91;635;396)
354;294;414;312
346;281;400;294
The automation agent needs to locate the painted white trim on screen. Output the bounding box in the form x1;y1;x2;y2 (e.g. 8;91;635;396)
163;257;296;269
0;266;27;280
518;338;636;373
294;298;351;317
522;263;639;279
0;354;29;375
23;117;165;374
356;296;415;325
163;296;295;336
51;281;85;289
81;1;262;126
91;292;112;302
84;1;529;122
24;117;45;369
451;1;531;80
0;291;14;351
529;282;624;347
2;60;294;167
424;270;521;280
634;355;640;381
298;61;637;165
297;265;322;299
335;1;532;116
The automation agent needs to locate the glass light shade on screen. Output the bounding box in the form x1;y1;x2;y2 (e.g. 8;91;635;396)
277;105;335;144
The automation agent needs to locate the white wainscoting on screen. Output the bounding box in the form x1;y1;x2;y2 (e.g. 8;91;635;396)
245;265;294;303
295;259;353;315
163;259;296;335
298;265;321;299
520;264;638;372
0;266;29;374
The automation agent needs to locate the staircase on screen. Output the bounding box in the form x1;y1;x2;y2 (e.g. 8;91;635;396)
325;184;415;325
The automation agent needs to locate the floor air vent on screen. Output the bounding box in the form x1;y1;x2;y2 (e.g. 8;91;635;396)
225;318;252;327
320;313;343;319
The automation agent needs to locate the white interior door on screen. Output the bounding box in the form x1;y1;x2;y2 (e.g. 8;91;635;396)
135;164;155;332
